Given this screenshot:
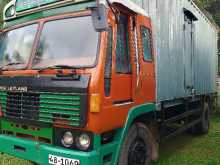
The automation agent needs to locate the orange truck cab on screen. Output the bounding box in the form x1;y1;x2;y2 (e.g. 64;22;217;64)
0;0;218;165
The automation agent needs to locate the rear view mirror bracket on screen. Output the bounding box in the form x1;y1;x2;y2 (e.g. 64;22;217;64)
91;4;109;32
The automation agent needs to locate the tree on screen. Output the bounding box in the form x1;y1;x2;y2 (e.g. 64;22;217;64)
196;0;220;72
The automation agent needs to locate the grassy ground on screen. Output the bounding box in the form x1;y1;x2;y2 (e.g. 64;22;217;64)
1;106;220;164
154;113;220;165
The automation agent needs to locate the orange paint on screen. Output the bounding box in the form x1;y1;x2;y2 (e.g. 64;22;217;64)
0;8;156;134
84;10;156;133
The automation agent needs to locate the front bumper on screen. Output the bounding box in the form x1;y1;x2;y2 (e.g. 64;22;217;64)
0;135;106;165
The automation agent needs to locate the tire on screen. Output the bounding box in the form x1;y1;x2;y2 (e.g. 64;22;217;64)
191;102;210;134
209;98;216;115
118;123;152;165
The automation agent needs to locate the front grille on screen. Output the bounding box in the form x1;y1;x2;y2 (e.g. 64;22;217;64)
39;93;81;126
6;92;40;120
0;91;83;127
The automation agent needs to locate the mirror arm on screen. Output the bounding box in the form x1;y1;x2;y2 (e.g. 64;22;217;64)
90;4;109;32
95;0;101;20
106;0;119;24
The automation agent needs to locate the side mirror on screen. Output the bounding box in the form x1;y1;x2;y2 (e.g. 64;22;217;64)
91;4;108;32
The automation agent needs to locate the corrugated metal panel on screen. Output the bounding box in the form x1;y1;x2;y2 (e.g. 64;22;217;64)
131;0;218;102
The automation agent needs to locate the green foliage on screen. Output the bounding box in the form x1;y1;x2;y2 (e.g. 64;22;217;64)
196;0;220;26
215;13;220;26
198;0;220;71
197;0;219;8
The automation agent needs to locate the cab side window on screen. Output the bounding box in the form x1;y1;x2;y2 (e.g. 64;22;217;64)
141;26;152;61
104;27;113;96
116;15;131;73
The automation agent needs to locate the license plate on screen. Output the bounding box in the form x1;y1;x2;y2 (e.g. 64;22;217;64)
49;154;80;165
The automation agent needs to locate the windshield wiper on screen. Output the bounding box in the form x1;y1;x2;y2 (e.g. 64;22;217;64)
38;65;80;80
0;62;24;72
38;65;77;73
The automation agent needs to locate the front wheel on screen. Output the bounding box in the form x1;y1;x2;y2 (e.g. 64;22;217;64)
118;123;152;165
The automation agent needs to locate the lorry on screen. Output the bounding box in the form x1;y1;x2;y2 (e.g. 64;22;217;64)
0;0;218;164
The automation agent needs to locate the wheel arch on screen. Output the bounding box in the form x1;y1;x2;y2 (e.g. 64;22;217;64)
113;103;157;165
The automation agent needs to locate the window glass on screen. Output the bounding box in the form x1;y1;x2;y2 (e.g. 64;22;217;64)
116;15;131;73
32;16;99;68
0;24;38;68
104;27;113;96
141;26;152;61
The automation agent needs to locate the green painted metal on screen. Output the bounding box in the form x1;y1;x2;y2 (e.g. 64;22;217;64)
4;1;96;28
1;119;52;140
0;103;155;165
112;103;156;165
16;0;60;12
0;134;119;165
39;93;81;126
0;91;82;127
0;91;7;112
93;133;101;150
40;93;81;100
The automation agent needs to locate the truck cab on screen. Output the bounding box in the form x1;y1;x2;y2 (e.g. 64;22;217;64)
0;0;157;165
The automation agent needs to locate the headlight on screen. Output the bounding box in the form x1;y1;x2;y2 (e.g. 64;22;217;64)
76;133;91;150
61;131;74;148
5;5;15;18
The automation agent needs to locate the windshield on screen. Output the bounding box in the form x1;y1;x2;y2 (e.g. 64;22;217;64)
0;24;38;69
32;16;99;69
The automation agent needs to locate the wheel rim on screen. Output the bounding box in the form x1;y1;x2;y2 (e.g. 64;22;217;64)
128;137;148;165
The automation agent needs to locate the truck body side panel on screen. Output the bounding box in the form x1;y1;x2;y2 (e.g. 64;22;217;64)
132;0;218;102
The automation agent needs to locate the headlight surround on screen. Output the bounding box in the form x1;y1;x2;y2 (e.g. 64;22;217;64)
54;128;93;151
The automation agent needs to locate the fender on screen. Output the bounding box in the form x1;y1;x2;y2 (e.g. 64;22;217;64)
112;103;156;165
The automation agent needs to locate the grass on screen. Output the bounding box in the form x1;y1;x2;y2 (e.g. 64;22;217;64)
0;155;31;165
1;104;220;164
154;113;220;165
154;93;220;165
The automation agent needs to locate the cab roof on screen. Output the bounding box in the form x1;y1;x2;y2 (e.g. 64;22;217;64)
102;0;148;16
4;0;148;21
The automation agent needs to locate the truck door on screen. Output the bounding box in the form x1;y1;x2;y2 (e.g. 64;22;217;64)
184;15;195;94
111;14;132;104
135;15;156;102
